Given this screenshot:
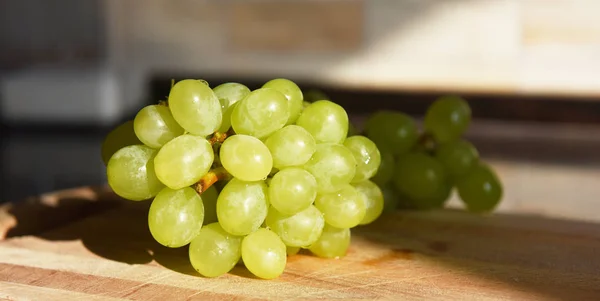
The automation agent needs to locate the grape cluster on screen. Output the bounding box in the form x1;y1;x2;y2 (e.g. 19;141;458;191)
101;79;384;279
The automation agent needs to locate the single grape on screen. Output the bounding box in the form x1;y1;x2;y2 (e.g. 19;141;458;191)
266;205;325;247
308;225;351;259
262;78;304;125
154;135;214;189
354;180;384;225
286;246;300;256
424;95;471;143
231;88;289;139
303;143;356;193
107;145;164;201
201;185;219;224
101;120;141;165
220;135;273;182
343;135;381;183
303;89;329;102
213;82;251;133
133;104;184;149
189;222;242;278
393;152;447;201
268;167;317;215
411;179;452;210
264;125;316;169
168;79;222;136
314;184;366;229
456;163;503;213
241;228;287;279
435;139;479;177
364;111;418;156
370;146;395;187
217;179;269;236
296;100;348;144
148;187;204;248
380;185;400;213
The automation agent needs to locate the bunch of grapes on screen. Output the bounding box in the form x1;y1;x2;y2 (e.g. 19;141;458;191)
360;95;503;213
101;78;386;280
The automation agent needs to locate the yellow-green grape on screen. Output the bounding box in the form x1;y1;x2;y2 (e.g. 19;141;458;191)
354;180;384;225
393;152;447;201
424;95;471;143
133;104;184;149
296;100;348;144
148;187;204;248
154;135;214;189
286;246;300;256
220;134;273;182
231;88;289;139
241;228;287;279
189;222;242;278
343;135;381;183
264;125;316;169
303;143;356;193
201;185;219;224
435;139;479;177
217;179;269;236
370;146;395;187
314;184;366;228
168;79;222;136
101;120;141;165
107;145;164;201
213;82;251;133
265;205;324;247
364;111;418;156
262;78;304;125
308;224;351;259
268;167;317;215
456;163;503;213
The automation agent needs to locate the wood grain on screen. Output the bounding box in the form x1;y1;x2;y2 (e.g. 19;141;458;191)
1;187;600;300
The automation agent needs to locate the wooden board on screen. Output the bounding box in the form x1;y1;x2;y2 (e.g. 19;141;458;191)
1;186;600;300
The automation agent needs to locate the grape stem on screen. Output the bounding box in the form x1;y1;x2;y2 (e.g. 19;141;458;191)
194;167;231;194
208;132;228;145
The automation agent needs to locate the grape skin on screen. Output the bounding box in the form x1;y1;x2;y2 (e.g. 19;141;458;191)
201;185;219;224
393;152;447;201
154;135;214;189
217;179;269;236
435;139;479;177
308;225;351;259
268;167;317;215
303;143;357;193
264;125;316;169
168;79;222;136
220;135;273;182
241;228;287;279
364;111;418;156
265;205;325;247
101;120;141;165
189;222;242;278
424;96;471;143
343;135;381;183
231;88;289;139
134;104;184;149
314;184;366;229
296;100;348;144
213;82;251;133
370;146;395;187
107;145;164;201
457;163;503;213
148;186;205;248
354;180;384;225
262;78;304;125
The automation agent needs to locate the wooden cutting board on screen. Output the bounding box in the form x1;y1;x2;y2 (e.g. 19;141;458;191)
1;186;599;301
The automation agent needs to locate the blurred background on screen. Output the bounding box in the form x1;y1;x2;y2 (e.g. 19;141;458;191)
1;0;599;220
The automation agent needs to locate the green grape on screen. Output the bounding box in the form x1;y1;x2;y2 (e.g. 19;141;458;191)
303;101;311;109
296;100;348;144
148;186;204;248
217;179;269;236
262;78;304;125
266;205;325;247
314;184;366;228
133;104;184;149
393;152;447;201
303;89;329;102
380;185;400;213
107;145;164;201
308;224;350;259
213;82;251;133
435;139;479;177
101;120;141;165
201;186;219;224
241;228;287;279
411;179;452;210
303;143;356;193
343;136;381;183
370;146;394;187
264;125;316;169
189;222;242;278
220;135;273;182
268;167;317;215
456;163;503;213
364;111;418;156
424;95;471;143
168;79;222;136
231;88;289;139
286;246;300;256
354;180;384;225
154;135;214;189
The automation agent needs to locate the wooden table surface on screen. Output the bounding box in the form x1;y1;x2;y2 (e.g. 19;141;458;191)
0;186;599;301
